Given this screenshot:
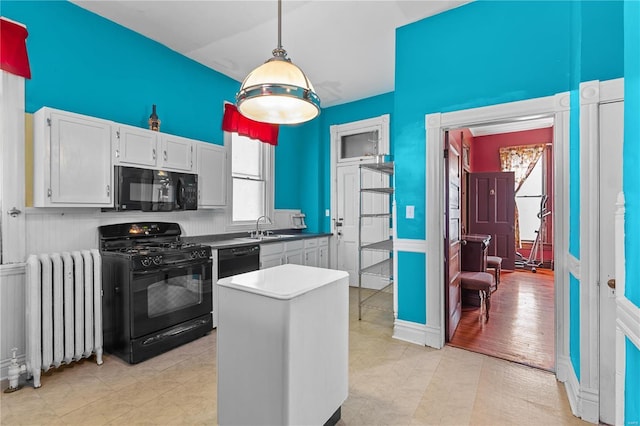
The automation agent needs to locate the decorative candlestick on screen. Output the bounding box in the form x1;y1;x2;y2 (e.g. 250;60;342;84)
148;104;161;131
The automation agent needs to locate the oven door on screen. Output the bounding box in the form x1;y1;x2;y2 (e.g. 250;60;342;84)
130;258;212;338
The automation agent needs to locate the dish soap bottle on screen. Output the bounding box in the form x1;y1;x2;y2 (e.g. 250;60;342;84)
148;104;161;131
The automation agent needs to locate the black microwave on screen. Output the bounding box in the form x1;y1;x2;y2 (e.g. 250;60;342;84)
113;166;198;212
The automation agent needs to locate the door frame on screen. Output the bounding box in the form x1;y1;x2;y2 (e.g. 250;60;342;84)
329;114;390;270
424;92;570;369
579;78;630;424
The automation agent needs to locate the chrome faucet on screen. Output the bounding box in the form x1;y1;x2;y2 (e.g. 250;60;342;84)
253;215;272;238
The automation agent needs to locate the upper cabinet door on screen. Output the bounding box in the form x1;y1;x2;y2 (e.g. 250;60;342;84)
197;142;226;208
114;124;158;167
33;108;113;207
160;134;194;172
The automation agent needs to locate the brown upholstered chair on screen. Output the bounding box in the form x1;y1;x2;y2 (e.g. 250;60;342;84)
459;271;494;322
486;255;502;287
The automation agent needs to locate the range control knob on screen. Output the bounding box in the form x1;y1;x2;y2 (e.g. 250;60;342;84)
199;249;208;258
190;251;198;259
153;255;163;265
141;257;152;267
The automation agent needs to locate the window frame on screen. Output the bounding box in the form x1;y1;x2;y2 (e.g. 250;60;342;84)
224;130;275;233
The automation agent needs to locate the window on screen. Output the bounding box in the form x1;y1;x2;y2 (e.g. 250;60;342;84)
227;132;274;226
516;157;544;241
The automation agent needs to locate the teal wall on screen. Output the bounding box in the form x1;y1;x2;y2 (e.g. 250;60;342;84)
3;1;238;146
570;274;581;381
624;1;640;423
395;1;574;241
397;252;426;323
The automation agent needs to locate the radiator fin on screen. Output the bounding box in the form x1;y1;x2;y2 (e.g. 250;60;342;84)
26;249;103;388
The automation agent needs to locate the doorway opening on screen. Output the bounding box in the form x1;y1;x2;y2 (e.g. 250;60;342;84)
423;93;571;375
444;120;556;371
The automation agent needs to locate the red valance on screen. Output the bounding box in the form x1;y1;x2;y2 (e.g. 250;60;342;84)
0;18;31;79
222;103;279;146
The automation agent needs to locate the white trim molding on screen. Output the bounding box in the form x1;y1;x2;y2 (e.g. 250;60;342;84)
579;80;603;424
559;355;580;415
425;93;571;360
567;254;581;280
614;191;640;426
394;239;428;253
392;319;429;346
579;78;627;424
1;69;27;263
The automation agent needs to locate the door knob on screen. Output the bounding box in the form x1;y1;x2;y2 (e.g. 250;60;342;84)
607;279;616;289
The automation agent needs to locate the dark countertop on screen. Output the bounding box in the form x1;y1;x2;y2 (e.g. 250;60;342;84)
184;230;332;249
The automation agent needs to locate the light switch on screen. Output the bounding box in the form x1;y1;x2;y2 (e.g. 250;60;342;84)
325;209;330;217
406;205;415;219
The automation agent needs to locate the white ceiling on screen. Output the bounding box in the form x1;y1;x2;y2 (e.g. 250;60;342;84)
70;0;469;107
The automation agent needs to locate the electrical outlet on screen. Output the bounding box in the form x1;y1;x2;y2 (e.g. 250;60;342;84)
325;209;330;217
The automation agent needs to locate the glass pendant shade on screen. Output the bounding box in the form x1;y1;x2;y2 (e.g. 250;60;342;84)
237;55;320;125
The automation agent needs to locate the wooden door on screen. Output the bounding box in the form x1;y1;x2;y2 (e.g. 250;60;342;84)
468;172;516;269
445;132;462;340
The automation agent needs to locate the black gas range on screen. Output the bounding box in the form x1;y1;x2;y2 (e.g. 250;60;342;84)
99;222;213;364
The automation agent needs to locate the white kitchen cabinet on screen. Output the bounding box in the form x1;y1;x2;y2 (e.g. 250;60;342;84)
305;237;329;268
33;107;113;207
284;239;304;265
260;242;285;269
304;238;319;267
319;237;329;268
261;238;329;269
197;142;227;208
113;124;158;167
113;125;195;172
159;134;194;172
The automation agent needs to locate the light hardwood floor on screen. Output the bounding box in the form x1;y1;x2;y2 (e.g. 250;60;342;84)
1;286;584;425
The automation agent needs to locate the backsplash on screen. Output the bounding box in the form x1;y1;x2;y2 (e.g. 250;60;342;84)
25;209;226;255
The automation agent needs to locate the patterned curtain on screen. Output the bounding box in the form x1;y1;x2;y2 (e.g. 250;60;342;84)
499;144;546;248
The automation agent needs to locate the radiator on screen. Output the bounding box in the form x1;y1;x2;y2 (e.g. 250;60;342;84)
25;250;103;388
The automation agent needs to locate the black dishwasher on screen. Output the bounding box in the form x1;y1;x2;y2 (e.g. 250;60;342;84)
218;245;261;278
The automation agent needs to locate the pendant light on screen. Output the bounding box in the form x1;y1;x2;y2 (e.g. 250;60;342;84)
236;0;320;125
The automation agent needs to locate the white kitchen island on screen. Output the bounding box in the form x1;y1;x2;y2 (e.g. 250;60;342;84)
217;264;349;426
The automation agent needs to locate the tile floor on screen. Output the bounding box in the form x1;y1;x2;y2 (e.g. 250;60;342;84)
1;288;586;425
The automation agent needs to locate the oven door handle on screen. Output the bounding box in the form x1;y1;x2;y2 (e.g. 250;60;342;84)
133;259;211;275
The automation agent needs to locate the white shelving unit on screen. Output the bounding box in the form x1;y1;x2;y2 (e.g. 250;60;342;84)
358;160;394;320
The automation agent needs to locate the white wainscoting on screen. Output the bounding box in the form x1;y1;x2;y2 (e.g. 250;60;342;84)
0;263;26;380
24;208;226;255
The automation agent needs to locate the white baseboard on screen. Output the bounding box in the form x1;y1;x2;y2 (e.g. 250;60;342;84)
559;355;580;417
392;319;427;346
424;324;444;349
580;387;599;424
558;355;597;424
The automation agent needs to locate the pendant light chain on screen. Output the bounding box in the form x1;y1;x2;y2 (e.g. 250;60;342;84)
273;0;287;59
277;0;282;50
